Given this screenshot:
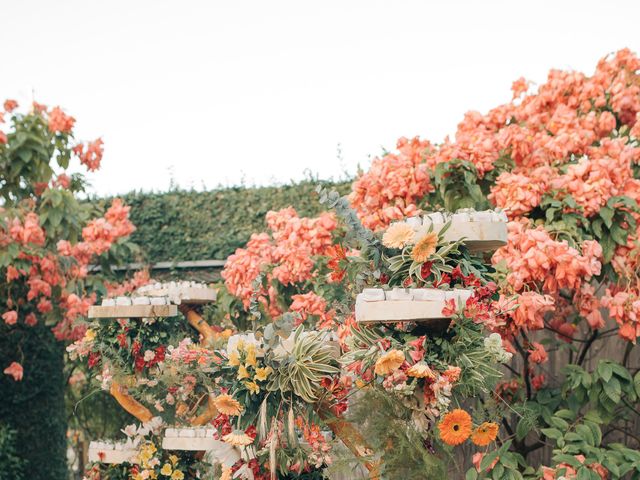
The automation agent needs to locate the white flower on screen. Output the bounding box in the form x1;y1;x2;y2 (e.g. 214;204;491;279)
484;333;512;363
205;441;242;467
99;365;113;391
121;424;137;437
484;333;503;350
143;350;156;362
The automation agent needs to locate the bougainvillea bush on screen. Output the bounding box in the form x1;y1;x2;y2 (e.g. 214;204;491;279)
216;49;640;479
0;100;138;480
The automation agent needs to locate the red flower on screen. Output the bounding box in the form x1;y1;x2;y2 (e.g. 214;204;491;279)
441;298;457;317
25;313;38;326
326;244;347;283
245;425;257;440
131;340;141;356
134;355;145;372
420;261;433;280
87;352;101;369
116;332;128;348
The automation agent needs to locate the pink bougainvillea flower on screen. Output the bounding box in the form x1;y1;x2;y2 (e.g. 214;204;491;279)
2;310;18;325
4;362;23;381
3;99;18;112
528;342;548;364
47;106;76;133
73;138;104;171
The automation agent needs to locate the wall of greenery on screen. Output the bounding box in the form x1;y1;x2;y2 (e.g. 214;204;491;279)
0;323;67;480
91;180;350;264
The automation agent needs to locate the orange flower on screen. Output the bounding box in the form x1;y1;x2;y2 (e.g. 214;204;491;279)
406;362;436;379
471;422;499;446
374;349;405;376
438;409;472;446
382;223;415;249
411;232;438;262
223;430;253;446
213;394;243;416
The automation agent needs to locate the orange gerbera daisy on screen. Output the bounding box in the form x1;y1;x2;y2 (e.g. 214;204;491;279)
374;349;405;376
213;394;243;416
471;422;499;446
438;409;472;446
411;232;438;262
382;223;415;249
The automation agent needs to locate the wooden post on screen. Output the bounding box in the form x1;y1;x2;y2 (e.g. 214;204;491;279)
110;381;153;423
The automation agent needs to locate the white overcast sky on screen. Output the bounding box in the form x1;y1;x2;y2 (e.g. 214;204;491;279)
2;0;640;196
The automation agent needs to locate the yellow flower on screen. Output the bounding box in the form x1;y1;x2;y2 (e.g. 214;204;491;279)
169;455;178;465
382;223;415;249
374;349;405;376
223;429;254;446
171;471;184;480
236;339;246;351
406;362;436;379
217;329;233;340
237;364;250;380
254;366;273;381
245;381;260;394
213;393;243;416
228;351;240;366
83;329;96;342
411;232;438;263
355;379;368;389
160;463;172;476
245;344;257;366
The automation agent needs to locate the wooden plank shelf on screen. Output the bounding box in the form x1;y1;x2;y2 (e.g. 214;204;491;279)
137;286;217;305
433;220;507;252
162;427;222;451
88;442;138;464
355;288;471;325
88;304;178;319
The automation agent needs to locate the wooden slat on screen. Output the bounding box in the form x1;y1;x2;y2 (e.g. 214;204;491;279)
88;304;178;318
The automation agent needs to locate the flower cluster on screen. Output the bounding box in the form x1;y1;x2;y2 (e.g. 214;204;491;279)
222;207;337;319
493;220;602;294
349;136;434;230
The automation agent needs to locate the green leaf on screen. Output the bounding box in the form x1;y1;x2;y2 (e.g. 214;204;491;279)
465;469;478;480
599;206;614;228
540;428;562;440
516;418;531;441
598;362;613;383
480;449;500;471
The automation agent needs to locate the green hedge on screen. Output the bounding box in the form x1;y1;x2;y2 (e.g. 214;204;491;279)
93;180;351;263
0;323;67;480
0;424;24;480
